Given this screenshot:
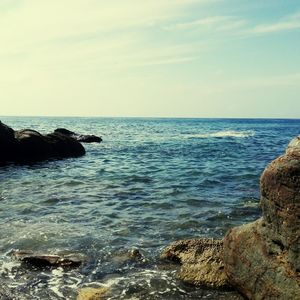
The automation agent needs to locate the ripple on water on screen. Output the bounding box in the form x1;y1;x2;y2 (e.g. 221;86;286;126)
1;117;299;299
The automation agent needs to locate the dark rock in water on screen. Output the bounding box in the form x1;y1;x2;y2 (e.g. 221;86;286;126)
0;121;18;164
15;129;85;161
77;134;102;143
223;136;300;300
0;121;15;143
11;250;83;269
0;121;86;165
45;132;86;158
161;238;230;289
54;128;102;143
54;128;75;136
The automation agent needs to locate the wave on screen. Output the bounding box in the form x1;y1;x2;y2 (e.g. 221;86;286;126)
185;130;255;139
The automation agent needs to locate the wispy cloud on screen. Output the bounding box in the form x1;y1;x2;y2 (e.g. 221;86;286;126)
250;12;300;34
164;10;300;37
1;1;300;117
0;1;210;69
164;16;247;32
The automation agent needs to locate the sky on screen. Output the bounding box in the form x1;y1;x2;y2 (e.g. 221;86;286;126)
1;0;300;118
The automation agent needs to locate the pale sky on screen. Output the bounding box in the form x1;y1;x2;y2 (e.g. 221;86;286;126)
1;0;300;118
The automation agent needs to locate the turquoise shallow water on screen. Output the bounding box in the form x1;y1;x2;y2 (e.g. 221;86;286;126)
0;117;300;299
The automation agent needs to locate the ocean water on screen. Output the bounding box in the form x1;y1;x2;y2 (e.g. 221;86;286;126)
0;117;299;299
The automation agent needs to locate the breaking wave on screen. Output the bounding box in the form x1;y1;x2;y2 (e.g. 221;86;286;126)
186;130;255;139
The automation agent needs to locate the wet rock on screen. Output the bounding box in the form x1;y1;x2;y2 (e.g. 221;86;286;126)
54;128;102;143
0;121;86;165
11;250;83;269
224;136;300;300
161;238;229;288
111;248;146;264
77;287;109;300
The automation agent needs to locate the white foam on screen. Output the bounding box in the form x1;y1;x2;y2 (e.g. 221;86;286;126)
186;130;255;139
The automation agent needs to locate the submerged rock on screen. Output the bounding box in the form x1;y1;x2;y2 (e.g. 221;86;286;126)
111;248;146;265
54;128;102;143
0;121;86;165
161;238;229;289
11;250;83;269
223;136;300;300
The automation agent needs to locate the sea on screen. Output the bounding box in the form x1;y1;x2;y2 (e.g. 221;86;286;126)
0;117;299;299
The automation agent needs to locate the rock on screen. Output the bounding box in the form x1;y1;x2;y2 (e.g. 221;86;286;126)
111;248;146;264
0;121;86;165
0;121;15;144
53;128;75;136
54;128;102;143
224;219;300;300
44;132;86;158
11;250;83;269
15;130;85;161
0;121;17;164
161;238;229;288
77;287;109;300
223;136;300;300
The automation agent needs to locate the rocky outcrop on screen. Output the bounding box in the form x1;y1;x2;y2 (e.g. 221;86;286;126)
0;121;86;165
161;238;229;289
223;136;300;300
54;128;102;143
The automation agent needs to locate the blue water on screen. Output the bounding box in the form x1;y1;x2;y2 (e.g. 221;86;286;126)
0;117;299;299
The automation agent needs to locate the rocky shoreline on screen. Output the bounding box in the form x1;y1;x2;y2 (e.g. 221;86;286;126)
0;121;101;165
1;121;299;299
161;136;300;299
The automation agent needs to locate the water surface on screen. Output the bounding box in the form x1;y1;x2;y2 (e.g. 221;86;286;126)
0;117;299;299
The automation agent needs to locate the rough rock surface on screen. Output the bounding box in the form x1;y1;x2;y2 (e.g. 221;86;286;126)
161;238;229;288
224;136;300;300
11;250;83;269
0;121;86;165
54;128;102;143
77;287;109;300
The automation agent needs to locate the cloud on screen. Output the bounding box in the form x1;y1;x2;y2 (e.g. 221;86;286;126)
164;16;247;32
164;10;300;38
247;11;300;35
0;0;212;76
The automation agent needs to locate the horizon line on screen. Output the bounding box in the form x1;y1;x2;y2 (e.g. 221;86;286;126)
1;115;300;120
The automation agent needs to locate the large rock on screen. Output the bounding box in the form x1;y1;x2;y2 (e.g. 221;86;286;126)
224;136;300;300
0;121;18;164
15;130;85;161
161;238;229;288
0;121;86;165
